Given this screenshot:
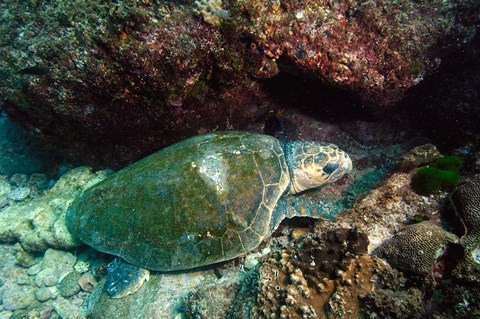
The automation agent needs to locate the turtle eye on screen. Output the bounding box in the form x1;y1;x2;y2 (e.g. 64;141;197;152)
323;161;339;174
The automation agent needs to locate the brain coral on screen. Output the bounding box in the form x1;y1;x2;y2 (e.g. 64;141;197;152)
193;0;229;26
450;176;480;283
373;221;458;274
450;176;480;250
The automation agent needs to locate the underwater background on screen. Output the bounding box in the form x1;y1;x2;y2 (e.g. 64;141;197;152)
1;0;480;318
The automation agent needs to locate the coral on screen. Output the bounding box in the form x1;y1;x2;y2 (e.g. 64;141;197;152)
450;176;480;250
411;156;463;196
183;270;252;319
399;144;442;171
434;282;480;318
373;221;459;275
449;176;480;283
88;268;225;318
193;0;229;26
360;260;429;319
252;228;370;318
361;288;423;319
320;171;447;252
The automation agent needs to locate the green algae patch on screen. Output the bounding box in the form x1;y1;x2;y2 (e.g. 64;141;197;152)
411;155;463;196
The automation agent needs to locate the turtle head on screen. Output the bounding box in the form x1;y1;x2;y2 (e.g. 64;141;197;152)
282;140;352;194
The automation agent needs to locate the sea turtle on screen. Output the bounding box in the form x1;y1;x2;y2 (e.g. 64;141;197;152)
66;131;352;297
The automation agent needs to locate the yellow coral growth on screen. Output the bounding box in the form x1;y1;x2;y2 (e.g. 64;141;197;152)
193;0;229;26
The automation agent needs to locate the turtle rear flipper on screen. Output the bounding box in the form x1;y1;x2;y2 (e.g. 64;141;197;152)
105;258;150;298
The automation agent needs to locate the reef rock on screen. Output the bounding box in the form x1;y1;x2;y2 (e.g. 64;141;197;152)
88;268;234;319
1;0;478;166
0;112;56;176
252;228;370;319
0;167;111;252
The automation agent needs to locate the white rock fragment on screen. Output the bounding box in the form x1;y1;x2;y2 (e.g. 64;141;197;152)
7;187;31;201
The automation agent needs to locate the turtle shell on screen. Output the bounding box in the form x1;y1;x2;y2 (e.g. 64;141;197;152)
66;131;290;271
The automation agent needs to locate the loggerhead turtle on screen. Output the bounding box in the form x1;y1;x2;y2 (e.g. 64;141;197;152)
66;131;352;297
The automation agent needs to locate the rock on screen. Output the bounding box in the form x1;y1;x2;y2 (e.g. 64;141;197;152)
35;287;58;302
27;263;42;276
34;249;77;287
0;176;10;207
0;311;13;319
52;297;85;319
0;167;110;252
0;113;55;176
1;283;35;311
1;1;478;166
7;187;31;201
28;173;49;190
9;174;28;187
399;144;442;171
243;252;262;270
78;273;97;293
40;248;76;274
58;272;82;298
21;303;55;319
34;249;77;288
320;170;448;252
36;268;62;287
88;270;222;319
402;37;480;150
184;271;242;319
15;249;38;268
0;176;11;197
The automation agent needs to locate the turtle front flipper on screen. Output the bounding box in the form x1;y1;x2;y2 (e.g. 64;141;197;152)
270;197;339;234
105;258;150;298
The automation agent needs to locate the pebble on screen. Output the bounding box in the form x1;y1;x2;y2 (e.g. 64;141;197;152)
58;272;82;297
0;311;13;319
9;174;28;187
2;285;35;311
15;249;38;268
28;173;49;189
78;273;97;292
52;297;85;319
14;272;30;285
35;287;58;302
0;196;8;208
39;248;76;273
74;260;90;273
27;262;42;276
290;228;309;240
0;176;11;197
244;252;262;270
35;268;61;287
7;187;31;201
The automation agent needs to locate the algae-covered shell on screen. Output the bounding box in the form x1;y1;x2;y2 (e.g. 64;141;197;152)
66;131;290;271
